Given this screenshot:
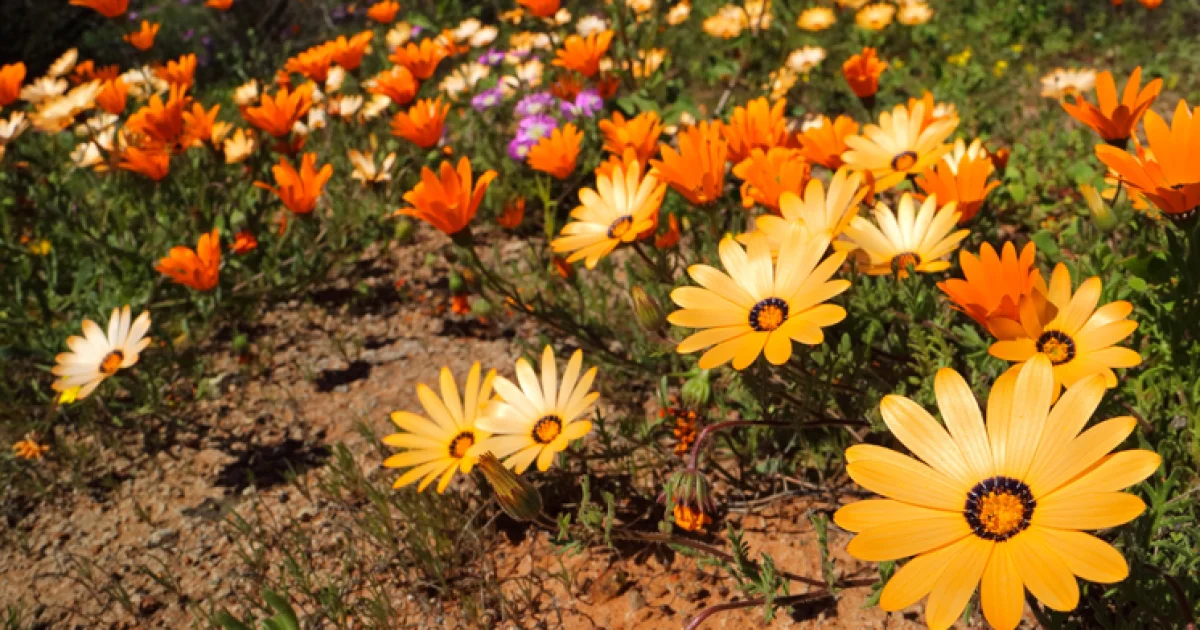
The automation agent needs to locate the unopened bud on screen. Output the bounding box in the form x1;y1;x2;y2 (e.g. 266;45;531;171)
1080;184;1116;232
664;468;715;532
478;452;542;521
231;333;250;356
448;270;466;293
630;286;665;331
680;369;711;409
394;218;416;243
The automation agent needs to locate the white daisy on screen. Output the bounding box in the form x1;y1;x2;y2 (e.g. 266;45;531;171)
52;306;152;399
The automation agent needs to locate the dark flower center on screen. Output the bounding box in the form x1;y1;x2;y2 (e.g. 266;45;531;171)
448;431;475;459
892;251;921;275
607;215;634;239
748;297;789;332
891;151;918;171
532;415;563;444
1036;330;1076;365
964;476;1035;541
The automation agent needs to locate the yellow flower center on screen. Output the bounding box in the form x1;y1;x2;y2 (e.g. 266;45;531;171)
891;251;921;275
448;431;475;459
891;150;918;171
965;476;1035;541
607;215;634;239
532;415;563;444
749;297;789;332
1036;330;1076;365
99;350;125;375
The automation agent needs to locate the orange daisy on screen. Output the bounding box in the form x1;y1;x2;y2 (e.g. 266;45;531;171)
518;0;561;18
242;84;313;138
124;21;160;51
182;103;222;147
367;1;401;23
915;153;1001;223
599;111;663;163
731;147;811;213
368;66;419;106
206;0;233;9
842;47;887;100
0;62;24;107
551;31;613;78
390;40;450;80
395;157;498;237
937;242;1042;338
1062;67;1162;145
797;115;859;170
254;153;333;215
332;31;375;71
724;97;789;164
1095;100;1200;222
650;121;728;206
125;86;192;151
95;78;128;115
232;230;258;254
156;54;197;89
390;98;450;148
528;123;583;179
69;0;128;18
119;145;171;181
156;229;221;291
286;43;336;84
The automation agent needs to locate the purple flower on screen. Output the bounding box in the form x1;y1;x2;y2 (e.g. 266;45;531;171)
508;135;537;161
471;87;503;111
411;26;423;37
561;89;603;119
517;114;557;144
479;49;506;66
182;29;195;42
514;92;556;118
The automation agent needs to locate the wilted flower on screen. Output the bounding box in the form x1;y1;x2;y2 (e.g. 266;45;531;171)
477;452;544;520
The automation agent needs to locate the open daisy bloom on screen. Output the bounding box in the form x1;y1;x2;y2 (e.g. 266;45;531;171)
390;97;450;148
915;152;1000;223
395;157;498;237
242;84;313;138
841;194;969;277
155;229;221;291
1061;66;1162;146
731;147;811;213
368;66;419;107
669;229;850;370
751;168;867;254
552;31;613;78
1095;100;1200;222
389;40;450;80
835;357;1159;630
467;347;599;474
382;362;495;493
937;242;1042;338
52;306;152;399
797;7;836;31
550;155;666;268
528;122;583;180
598;110;663;163
843;101;959;190
797;115;859;170
650;121;728;207
723;97;789;164
254;153;333;215
988;263;1141;397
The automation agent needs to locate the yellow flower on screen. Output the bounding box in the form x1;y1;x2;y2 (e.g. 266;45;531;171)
836;357;1159;630
550;155;666;269
840;193;969;277
467;347;599;473
897;0;933;25
855;3;895;30
988;263;1141;397
58;386;82;404
382;362;495;493
750;168;867;253
348;149;396;186
796;7;835;31
669;229;849;370
27;239;51;255
842;101;958;190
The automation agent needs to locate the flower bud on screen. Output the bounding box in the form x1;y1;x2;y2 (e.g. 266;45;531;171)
1080;184;1116;232
394;218;416;243
630;286;666;332
664;468;716;532
680;369;711;409
478;452;543;522
448;270;466;293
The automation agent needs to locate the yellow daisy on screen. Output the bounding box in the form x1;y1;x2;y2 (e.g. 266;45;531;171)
468;347;599;473
51;306;152;399
550;156;667;269
842;101;958;190
855;3;896;30
382;362;495;493
836;356;1160;630
749;167;867;255
988;263;1141;397
669;229;849;370
840;193;969;277
796;7;836;31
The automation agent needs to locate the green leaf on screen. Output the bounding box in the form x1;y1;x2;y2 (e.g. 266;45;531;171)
1031;230;1059;256
215;612;253;630
1008;183;1026;204
260;590;299;630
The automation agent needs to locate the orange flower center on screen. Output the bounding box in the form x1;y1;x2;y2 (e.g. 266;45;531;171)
749;297;789;332
965;476;1035;541
892;252;921;275
891;151;918;171
607;215;633;239
532;415;563;444
448;431;475;459
99;350;125;375
1036;330;1076;365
